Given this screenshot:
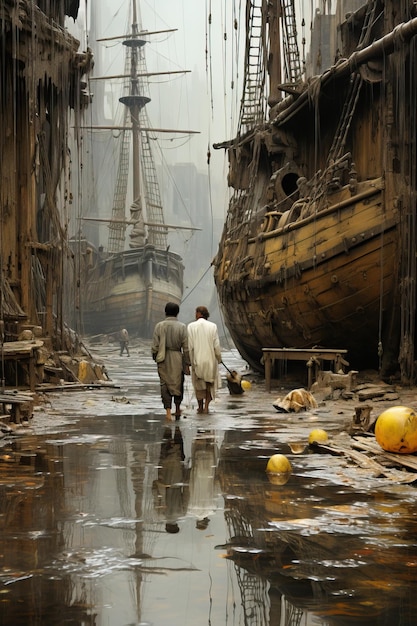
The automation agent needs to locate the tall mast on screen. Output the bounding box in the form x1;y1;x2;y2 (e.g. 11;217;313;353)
119;0;150;247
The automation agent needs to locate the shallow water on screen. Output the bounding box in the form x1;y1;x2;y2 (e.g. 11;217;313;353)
1;341;417;625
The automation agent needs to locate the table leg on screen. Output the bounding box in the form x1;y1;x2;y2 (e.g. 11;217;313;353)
264;354;272;392
307;361;313;390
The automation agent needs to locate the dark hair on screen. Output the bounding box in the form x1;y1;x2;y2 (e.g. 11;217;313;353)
165;522;180;534
165;302;180;316
196;305;209;319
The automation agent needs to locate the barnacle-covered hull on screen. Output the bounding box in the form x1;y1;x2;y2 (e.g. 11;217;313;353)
213;1;417;381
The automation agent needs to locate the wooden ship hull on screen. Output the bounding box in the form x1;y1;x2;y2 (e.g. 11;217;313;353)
213;1;417;381
80;246;183;336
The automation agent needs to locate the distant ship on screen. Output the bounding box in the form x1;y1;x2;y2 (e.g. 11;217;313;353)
213;0;417;382
76;0;193;337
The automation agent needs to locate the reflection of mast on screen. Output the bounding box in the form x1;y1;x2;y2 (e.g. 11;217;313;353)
224;508;270;625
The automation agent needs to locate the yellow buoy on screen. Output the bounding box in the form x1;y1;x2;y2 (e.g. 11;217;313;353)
266;454;292;485
375;406;417;454
308;428;329;445
241;379;251;391
266;453;292;474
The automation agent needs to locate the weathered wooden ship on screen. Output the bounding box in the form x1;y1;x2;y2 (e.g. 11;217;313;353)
76;0;186;338
0;2;110;390
213;1;417;382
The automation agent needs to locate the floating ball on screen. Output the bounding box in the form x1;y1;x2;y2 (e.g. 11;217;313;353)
241;379;251;391
266;454;292;485
266;453;292;474
375;406;417;454
308;428;329;445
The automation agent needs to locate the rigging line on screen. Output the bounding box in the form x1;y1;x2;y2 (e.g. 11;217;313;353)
151;138;195;227
207;0;214;114
378;229;384;371
232;0;243;136
182;264;214;303
207;142;215;257
215;289;235;351
222;0;228;129
229;1;236;136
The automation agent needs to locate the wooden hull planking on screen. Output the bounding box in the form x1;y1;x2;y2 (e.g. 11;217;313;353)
213;5;417;379
216;179;399;371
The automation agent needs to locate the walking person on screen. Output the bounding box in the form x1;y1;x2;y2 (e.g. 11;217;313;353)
119;328;130;356
152;302;190;421
187;306;222;414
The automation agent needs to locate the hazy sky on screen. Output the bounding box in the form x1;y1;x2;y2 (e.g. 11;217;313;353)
69;1;316;217
71;0;244;196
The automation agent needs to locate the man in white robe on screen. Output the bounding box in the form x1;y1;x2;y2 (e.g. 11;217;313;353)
188;306;222;414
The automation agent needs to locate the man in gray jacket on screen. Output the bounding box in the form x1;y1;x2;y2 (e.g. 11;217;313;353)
152;302;190;420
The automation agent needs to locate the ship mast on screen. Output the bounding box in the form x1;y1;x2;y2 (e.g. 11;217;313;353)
118;0;150;250
238;0;302;135
86;4;196;255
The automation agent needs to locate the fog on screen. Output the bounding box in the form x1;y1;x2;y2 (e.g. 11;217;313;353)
65;1;240;324
67;1;317;325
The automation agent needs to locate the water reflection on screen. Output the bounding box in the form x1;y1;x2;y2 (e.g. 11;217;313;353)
153;425;189;533
188;430;219;530
1;346;417;625
217;428;417;625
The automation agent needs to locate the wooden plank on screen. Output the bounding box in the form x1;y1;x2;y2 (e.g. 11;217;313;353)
352;436;417;472
311;440;417;483
0;393;33;403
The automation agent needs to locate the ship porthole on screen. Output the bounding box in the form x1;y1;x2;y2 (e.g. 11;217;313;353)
281;172;299;196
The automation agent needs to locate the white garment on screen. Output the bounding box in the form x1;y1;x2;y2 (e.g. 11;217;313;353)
188;438;218;522
188;318;222;397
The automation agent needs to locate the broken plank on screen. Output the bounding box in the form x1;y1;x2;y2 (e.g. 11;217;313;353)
35;382;119;392
352;436;417;472
311;441;417;483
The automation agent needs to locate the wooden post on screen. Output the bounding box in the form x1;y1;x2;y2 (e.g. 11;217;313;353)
264;353;272;392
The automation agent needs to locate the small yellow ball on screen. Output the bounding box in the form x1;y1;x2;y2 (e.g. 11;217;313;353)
266;453;292;474
308;428;329;445
241;379;251;391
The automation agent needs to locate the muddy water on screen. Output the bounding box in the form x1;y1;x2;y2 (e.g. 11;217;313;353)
1;341;417;625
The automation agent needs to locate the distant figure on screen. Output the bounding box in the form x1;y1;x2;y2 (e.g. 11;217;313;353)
119;328;130;356
151;302;190;421
187;306;222;414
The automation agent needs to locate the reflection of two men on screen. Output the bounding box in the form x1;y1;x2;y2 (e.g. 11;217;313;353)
152;426;189;534
153;427;219;532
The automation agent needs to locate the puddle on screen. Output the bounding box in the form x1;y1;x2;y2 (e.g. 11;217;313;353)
0;344;416;624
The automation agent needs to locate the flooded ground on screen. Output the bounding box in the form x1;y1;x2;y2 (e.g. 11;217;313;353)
1;339;417;625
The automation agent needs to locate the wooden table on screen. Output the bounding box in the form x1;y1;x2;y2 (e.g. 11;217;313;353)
0;340;43;391
262;347;349;392
0;391;34;423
